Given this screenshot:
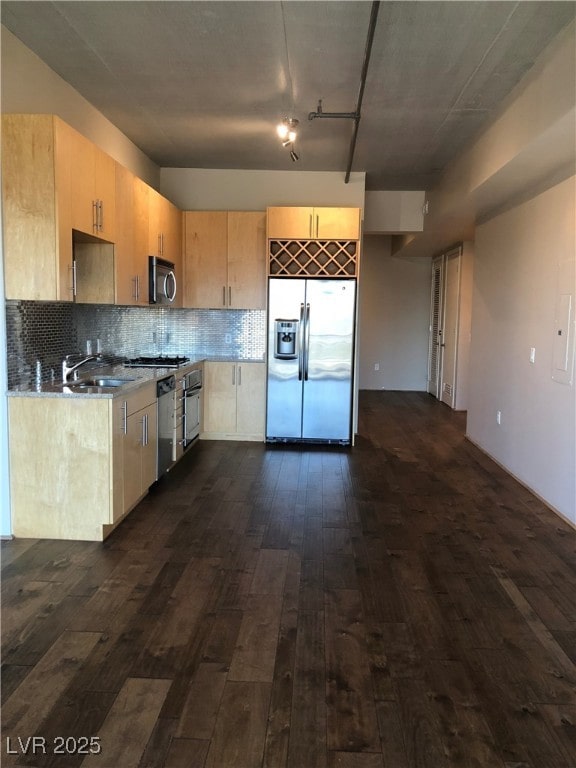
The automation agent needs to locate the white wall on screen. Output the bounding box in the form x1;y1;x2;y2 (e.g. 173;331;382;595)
1;26;159;187
160;168;365;211
467;176;576;525
358;236;431;390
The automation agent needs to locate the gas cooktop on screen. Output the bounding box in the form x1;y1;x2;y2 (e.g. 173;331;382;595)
124;355;190;368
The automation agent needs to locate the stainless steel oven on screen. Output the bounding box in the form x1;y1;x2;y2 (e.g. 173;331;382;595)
182;369;202;449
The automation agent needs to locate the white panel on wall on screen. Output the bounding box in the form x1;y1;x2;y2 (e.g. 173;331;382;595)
552;293;574;383
364;191;425;233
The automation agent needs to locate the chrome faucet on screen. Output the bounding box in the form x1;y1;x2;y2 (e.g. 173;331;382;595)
62;353;101;383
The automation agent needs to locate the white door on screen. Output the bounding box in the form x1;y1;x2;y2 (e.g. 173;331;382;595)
427;256;444;397
440;249;461;408
427;247;462;406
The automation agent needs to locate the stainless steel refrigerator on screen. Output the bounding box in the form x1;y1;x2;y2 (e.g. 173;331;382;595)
266;278;356;443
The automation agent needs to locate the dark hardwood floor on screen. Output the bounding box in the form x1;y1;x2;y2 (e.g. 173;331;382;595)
2;391;575;768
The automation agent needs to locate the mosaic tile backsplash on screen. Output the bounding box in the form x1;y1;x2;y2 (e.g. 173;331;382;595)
5;301;266;389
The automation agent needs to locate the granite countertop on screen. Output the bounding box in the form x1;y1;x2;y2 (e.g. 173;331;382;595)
8;356;266;399
7;360;204;399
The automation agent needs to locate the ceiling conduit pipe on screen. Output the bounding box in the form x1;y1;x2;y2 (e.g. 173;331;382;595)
344;0;380;183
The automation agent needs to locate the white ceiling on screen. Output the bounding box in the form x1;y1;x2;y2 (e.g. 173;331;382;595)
2;1;575;190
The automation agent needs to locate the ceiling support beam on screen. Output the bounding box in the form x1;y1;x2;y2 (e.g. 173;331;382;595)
345;0;380;183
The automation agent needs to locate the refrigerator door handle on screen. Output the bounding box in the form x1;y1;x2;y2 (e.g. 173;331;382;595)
304;303;311;381
298;302;305;381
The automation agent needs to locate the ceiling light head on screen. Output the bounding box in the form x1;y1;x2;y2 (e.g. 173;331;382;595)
290;149;299;162
276;117;299;141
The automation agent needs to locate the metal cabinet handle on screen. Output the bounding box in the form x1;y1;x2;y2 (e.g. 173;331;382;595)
229;286;232;306
309;213;313;238
304;303;311;380
92;200;98;232
223;286;226;306
315;214;319;238
298;303;305;381
232;365;236;386
98;200;103;232
121;401;127;435
68;263;77;296
238;365;242;386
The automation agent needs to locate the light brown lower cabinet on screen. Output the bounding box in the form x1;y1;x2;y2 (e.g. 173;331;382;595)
121;386;158;515
8;383;157;541
202;361;265;440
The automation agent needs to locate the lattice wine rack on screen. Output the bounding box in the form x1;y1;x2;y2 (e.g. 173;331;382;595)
268;240;359;277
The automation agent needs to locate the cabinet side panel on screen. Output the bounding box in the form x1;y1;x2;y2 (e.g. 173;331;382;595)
2;115;58;299
8;397;111;540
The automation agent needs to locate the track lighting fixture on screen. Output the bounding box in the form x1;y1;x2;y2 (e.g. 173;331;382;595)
276;117;299;142
276;116;299;161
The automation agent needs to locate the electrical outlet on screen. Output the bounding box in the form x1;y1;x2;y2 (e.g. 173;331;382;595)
225;333;232;344
496;410;501;425
529;347;536;364
374;363;380;371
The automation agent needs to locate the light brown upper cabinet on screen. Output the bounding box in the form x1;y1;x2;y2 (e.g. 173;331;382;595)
115;166;149;305
2;114;74;301
68;125;116;241
183;211;266;309
149;189;182;301
267;206;361;240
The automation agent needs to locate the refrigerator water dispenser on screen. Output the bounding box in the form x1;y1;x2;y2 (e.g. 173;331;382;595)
274;319;299;359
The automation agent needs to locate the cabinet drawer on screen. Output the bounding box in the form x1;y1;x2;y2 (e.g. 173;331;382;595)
122;382;157;416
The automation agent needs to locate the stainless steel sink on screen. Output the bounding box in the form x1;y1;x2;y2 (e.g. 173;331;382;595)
70;377;136;388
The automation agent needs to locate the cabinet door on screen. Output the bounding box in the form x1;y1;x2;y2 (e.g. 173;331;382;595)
141;402;158;489
267;207;313;239
236;363;266;437
94;146;116;240
148;187;162;257
227;211;266;309
69;128;116;240
133;177;150;304
69;128;96;236
115;169;149;305
2;114;73;301
315;207;360;239
124;408;145;513
204;362;237;433
114;164;137;305
183;211;228;308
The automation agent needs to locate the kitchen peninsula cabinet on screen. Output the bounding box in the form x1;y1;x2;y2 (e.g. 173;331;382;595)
202;361;265;440
267;206;360;240
183;211;266;309
2;114;74;301
7;382;158;541
8;395;123;540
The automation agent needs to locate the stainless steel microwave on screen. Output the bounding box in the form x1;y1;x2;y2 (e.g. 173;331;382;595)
149;256;177;305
